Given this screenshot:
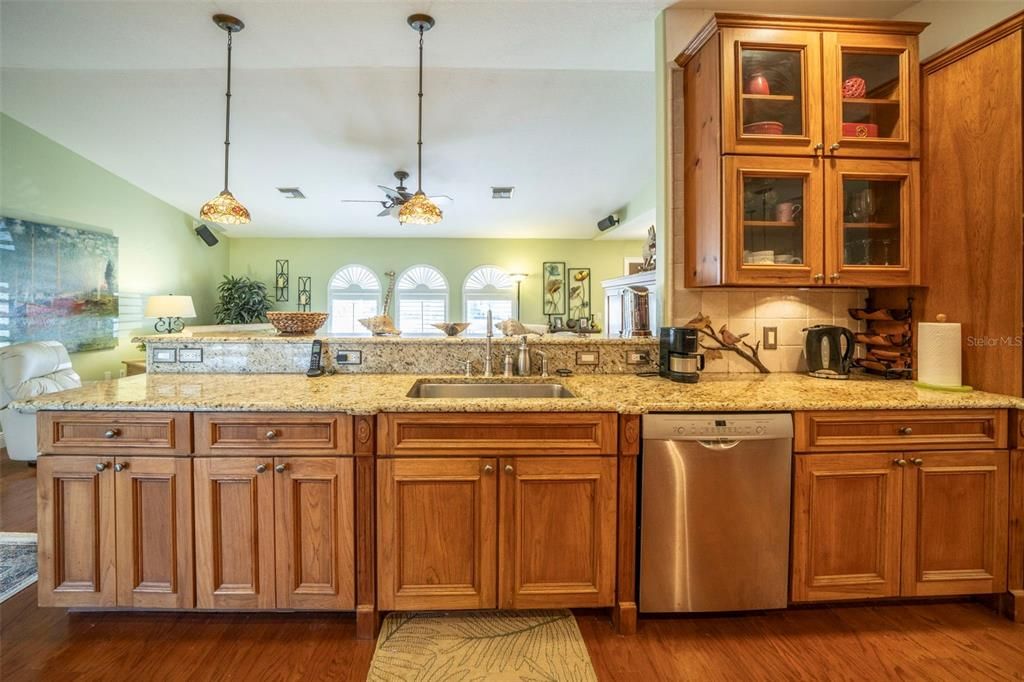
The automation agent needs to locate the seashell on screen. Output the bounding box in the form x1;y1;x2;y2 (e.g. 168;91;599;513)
495;319;543;337
358;315;401;336
432;322;470;337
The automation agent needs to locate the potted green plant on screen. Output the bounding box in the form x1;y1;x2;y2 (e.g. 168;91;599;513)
214;275;273;324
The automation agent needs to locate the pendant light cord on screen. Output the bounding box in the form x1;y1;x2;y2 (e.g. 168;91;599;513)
416;27;424;193
223;29;233;193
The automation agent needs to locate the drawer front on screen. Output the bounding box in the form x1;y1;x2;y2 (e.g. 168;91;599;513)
194;413;353;455
38;411;192;455
795;410;1007;453
377;413;618;456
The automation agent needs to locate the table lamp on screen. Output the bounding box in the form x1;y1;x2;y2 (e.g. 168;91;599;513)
145;295;196;334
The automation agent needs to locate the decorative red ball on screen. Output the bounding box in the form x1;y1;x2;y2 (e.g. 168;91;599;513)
843;76;867;99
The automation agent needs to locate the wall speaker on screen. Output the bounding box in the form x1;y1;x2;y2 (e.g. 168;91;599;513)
195;224;219;247
597;214;620;231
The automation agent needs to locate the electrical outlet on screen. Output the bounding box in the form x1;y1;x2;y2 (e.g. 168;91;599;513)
576;351;599;366
763;327;778;350
335;350;363;365
152;348;176;363
627;351;650;365
179;348;203;363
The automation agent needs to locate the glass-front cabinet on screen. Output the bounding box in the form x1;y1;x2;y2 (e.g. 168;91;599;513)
722;28;823;155
823;33;918;158
725;156;823;285
826;159;918;286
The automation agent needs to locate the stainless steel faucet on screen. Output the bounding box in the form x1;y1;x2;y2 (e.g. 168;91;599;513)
534;350;549;378
515;335;531;376
483;309;494;377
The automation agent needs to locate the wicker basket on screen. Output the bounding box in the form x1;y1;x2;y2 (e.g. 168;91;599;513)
266;311;328;335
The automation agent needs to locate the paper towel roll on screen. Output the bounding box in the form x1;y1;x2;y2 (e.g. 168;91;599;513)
917;321;962;387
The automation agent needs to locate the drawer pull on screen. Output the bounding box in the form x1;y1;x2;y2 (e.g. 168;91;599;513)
265;430;278;440
893;458;908;467
256;463;268;474
910;458;924;466
898;426;913;436
274;463;287;474
504;464;514;474
114;462;128;472
104;429;120;439
483;464;495;475
95;462;109;472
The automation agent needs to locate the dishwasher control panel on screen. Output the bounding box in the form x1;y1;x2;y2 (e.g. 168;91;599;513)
643;414;793;441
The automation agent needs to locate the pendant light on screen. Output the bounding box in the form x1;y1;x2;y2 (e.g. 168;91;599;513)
399;14;443;225
200;14;251;225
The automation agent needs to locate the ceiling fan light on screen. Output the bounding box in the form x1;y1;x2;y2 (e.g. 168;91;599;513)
200;190;251;225
398;191;443;225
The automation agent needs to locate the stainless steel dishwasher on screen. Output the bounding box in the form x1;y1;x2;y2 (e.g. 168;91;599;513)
639;413;793;612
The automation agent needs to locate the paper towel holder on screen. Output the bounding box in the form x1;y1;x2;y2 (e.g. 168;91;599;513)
914;311;974;392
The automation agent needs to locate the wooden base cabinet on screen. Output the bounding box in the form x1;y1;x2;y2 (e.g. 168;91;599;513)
792;450;1009;602
37;456;192;609
377;456;618;612
194;457;355;610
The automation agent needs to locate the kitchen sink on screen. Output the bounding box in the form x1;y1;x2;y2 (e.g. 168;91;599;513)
406;382;576;399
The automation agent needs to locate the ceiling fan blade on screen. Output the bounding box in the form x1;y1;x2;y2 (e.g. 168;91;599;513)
341;199;387;204
429;194;454;205
377;185;405;203
377;207;392;217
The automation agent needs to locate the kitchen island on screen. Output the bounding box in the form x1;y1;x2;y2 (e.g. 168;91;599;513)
16;372;1024;638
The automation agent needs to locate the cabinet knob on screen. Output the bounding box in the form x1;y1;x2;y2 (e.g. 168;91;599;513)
504;464;514;474
893;458;908;467
104;429;120;439
256;463;268;474
814;273;825;283
274;463;287;474
814;142;824;154
898;426;913;436
829;142;841;152
114;462;127;472
830;273;840;283
910;457;924;466
483;464;495;475
95;462;109;472
265;430;278;440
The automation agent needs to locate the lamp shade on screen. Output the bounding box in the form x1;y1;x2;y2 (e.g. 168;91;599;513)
398;191;443;225
199;190;251;225
145;295;197;319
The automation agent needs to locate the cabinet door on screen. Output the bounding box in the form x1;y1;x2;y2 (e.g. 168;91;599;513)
499;457;617;609
792;453;903;602
720;27;823;156
377;457;497;611
901;451;1009;596
194;457;276;609
822;32;918;159
36;456;116;607
724;155;824;285
825;159;919;286
114;457;193;608
274;457;355;610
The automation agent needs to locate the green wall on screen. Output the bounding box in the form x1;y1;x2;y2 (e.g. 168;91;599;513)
0;114;229;380
228;237;644;327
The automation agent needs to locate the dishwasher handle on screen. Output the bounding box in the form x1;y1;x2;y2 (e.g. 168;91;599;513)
696;439;742;450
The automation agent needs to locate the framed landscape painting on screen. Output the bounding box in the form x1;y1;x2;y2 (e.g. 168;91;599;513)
0;217;118;352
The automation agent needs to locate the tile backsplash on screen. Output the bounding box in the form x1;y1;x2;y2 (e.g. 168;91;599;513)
671;288;867;373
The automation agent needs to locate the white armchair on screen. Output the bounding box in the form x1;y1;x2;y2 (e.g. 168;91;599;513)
0;341;81;461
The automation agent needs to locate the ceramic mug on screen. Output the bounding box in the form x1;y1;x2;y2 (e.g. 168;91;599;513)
775;201;802;222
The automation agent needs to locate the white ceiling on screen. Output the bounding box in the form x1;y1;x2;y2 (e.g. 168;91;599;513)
0;0;664;239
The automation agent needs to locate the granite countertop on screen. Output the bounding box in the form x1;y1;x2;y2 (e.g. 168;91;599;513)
134;333;658;345
13;372;1024;415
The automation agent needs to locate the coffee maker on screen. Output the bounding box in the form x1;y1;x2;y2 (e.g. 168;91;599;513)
659;327;705;383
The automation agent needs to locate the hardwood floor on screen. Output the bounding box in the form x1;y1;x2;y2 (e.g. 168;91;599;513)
3;450;1022;681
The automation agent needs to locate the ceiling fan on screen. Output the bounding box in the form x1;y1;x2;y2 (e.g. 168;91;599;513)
341;170;452;219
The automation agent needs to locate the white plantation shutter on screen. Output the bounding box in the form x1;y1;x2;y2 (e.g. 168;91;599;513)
327;265;381;336
463;266;516;336
397;266;448;336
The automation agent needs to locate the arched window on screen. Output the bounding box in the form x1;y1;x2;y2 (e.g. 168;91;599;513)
396;265;449;336
327;265;380;335
463;265;515;336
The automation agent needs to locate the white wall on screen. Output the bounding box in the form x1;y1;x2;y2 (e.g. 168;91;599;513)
894;0;1023;58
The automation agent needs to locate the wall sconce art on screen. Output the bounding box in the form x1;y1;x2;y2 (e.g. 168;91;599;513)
275;259;289;301
297;276;311;311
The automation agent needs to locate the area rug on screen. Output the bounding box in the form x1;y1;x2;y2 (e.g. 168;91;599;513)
367;610;598;681
0;532;38;603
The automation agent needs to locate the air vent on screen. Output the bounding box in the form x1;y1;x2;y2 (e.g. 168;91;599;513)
491;186;514;199
277;187;305;199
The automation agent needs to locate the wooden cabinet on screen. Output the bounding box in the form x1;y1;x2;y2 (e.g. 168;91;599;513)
38;411;192;456
377;457;497;611
498;457;617;609
792;449;1010;602
377;455;618;612
676;13;925;288
38;455;192;608
194;456;355;610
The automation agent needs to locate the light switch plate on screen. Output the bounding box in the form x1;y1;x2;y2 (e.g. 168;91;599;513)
626;351;650;365
763;327;778;350
178;348;203;363
576;351;599;366
335;350;363;365
152;348;176;363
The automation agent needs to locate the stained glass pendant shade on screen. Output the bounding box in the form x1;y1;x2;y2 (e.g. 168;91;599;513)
200;14;251;225
399;14;443;225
